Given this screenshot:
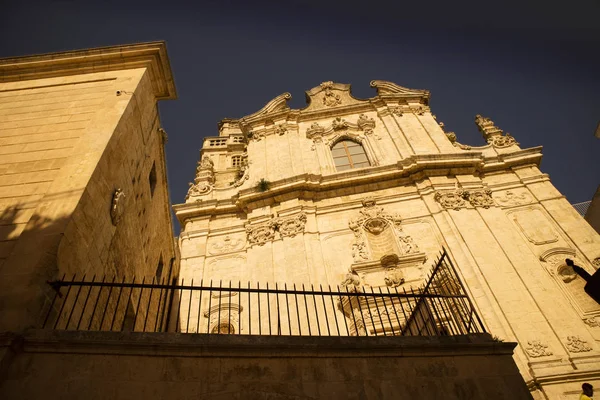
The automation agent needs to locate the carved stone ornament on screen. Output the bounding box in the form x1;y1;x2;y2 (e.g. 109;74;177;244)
231;152;249;188
245;223;276;246
305;116;377;144
565;335;592;353
199;156;214;170
276;212;307;238
186;181;213;199
434;189;467;210
274;123;287;136
488;134;518;148
445;131;472;150
495;190;532;207
208;235;245;255
110;188;126;226
435;187;496;210
245;212;308;246
525;340;553;358
389;104;430;117
464;189;495;209
584;317;600;328
592;258;600;268
348;203;420;264
320;81;341;107
384;268;405;288
340;271;362;293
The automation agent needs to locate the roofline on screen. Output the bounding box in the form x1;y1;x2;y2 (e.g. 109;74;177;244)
0;41;177;100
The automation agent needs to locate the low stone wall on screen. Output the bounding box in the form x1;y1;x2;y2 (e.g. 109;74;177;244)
0;330;531;399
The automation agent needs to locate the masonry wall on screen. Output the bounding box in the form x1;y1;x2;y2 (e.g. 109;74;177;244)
0;331;531;400
0;68;176;332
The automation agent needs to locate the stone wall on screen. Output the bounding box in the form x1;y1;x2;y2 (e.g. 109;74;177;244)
0;331;531;400
0;43;178;332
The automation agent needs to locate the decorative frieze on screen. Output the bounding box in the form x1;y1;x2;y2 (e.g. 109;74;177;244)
435;188;496;210
245;212;308;246
525;340;553;358
110;188;126;226
565;335;592;353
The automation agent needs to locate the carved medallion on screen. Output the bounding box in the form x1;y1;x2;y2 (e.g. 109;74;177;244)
274;123;287;136
465;189;495;209
245;213;308;246
110;188;126;226
584;317;599;328
525;340;553;358
434;189;467;210
565;335;592;353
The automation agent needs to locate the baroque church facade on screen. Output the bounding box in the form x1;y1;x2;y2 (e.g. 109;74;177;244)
174;80;600;398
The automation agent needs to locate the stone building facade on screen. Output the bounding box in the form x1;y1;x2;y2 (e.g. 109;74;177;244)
174;81;600;399
0;42;179;332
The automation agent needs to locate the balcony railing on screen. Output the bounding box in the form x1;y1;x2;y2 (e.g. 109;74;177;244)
42;249;486;336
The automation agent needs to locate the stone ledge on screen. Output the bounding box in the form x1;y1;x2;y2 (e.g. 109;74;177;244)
0;41;177;100
11;329;516;358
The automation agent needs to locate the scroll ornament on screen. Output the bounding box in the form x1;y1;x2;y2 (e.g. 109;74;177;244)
246;212;307;246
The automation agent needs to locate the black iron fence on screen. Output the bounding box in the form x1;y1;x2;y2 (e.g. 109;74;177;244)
42;249;486;336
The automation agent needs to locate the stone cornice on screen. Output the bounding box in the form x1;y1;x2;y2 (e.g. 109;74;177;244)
173;147;543;225
0;41;177;100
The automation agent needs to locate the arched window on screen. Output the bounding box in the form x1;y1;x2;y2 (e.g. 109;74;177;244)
331;140;370;171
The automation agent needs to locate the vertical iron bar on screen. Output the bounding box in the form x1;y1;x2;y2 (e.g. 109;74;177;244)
337;285;350;336
257;282;262;335
77;275;96;330
217;280;222;334
109;277;127;331
164;277;177;332
345;286;359;336
364;290;376;336
393;287;410;335
99;276;116;331
185;279;193;333
154;277;165;332
302;284;311;336
207;280;212;334
285;283;292;335
320;284;330;336
54;274;77;329
293;283;301;336
229;281;232;334
88;276;106;330
353;286;367;336
175;278;183;333
401;287;416;335
311;284;321;336
134;277;146;332
197;279;203;334
327;285;340;336
266;282;272;335
378;287;395;335
238;281;241;335
371;287;385;336
65;274;86;330
121;278;135;332
143;277;156;332
248;281;251;335
275;283;281;335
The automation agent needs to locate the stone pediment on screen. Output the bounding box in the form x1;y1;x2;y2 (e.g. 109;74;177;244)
370;80;430;103
302;81;365;112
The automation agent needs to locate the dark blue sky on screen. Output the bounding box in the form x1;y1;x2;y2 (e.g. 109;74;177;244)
2;0;599;233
